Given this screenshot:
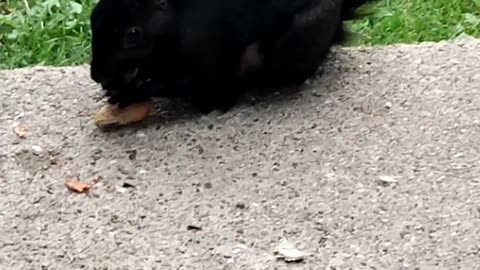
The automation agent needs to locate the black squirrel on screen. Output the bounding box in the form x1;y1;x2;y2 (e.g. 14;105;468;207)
89;0;370;113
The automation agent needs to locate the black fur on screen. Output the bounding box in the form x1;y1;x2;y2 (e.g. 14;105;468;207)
89;0;369;113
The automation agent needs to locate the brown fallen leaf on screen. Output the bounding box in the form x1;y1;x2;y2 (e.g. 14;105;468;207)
65;180;91;193
14;126;26;138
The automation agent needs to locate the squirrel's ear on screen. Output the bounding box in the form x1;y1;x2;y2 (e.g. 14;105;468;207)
153;0;168;10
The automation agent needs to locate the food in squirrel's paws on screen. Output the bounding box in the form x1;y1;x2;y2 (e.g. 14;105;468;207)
94;101;153;129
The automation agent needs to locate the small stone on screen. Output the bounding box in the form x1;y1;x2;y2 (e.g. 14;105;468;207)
236;202;246;209
122;182;135;188
77;253;87;259
14;126;26;138
312;90;322;97
274;240;306;263
378;175;398;183
187;224;202;231
385;101;392;109
117;166;129;175
126;149;137;160
204;182;212;189
116;187;127;193
32;145;43;153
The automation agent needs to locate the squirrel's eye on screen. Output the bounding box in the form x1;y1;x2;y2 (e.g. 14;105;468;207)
127;27;140;38
124;27;142;48
154;0;167;9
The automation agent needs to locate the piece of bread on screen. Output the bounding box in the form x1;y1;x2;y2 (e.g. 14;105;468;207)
94;101;153;129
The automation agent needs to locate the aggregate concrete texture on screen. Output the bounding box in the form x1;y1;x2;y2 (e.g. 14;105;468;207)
1;39;480;269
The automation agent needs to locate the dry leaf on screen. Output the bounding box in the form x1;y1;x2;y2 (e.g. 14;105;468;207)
14;127;26;138
65;180;91;193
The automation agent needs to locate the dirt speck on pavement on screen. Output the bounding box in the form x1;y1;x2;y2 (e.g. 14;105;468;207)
1;39;480;269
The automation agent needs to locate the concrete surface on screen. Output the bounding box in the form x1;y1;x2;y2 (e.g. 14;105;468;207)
1;39;480;270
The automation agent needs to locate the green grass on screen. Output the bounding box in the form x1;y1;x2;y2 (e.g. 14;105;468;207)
0;0;96;69
1;0;480;69
345;0;480;46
